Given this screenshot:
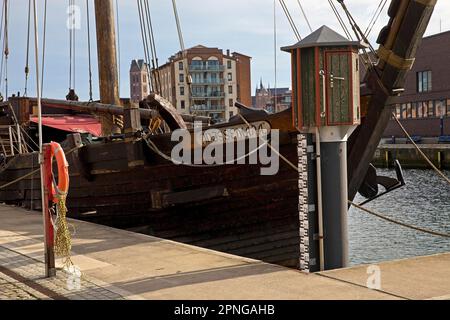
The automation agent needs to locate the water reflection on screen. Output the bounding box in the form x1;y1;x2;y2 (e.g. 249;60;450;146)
349;169;450;266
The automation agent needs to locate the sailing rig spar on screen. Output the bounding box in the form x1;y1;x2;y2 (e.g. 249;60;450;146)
0;0;437;272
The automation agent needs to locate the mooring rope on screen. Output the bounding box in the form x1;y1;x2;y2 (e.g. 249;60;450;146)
144;132;268;168
349;200;450;238
0;145;82;190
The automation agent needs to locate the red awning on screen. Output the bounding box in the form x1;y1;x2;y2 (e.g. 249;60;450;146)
30;115;101;137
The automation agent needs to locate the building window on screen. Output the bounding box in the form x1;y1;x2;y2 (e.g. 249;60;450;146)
179;61;184;70
143;75;147;83
229;99;233;107
395;104;401;119
401;104;407;119
428;100;434;117
447;99;450;117
411;102;417;118
230;111;234;117
227;60;232;69
179;73;184;83
143;85;147;94
406;103;412;118
417;102;423;118
180;87;185;96
417;71;432;93
422;101;428;118
228;73;232;81
181;100;185;109
228;85;233;94
435;100;446;117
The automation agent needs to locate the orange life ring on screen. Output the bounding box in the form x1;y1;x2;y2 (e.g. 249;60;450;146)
49;142;69;204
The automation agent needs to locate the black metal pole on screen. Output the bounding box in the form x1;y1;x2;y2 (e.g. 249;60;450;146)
320;141;349;270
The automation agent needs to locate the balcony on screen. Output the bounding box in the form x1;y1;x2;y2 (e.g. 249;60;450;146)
189;64;225;72
191;105;225;112
192;91;225;98
191;79;225;85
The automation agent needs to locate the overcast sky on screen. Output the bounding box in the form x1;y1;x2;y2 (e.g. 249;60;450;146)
3;0;449;101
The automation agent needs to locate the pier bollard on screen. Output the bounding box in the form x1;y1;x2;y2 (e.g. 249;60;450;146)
385;150;390;169
438;151;442;170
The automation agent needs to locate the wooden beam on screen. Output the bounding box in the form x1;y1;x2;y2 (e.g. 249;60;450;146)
348;0;436;200
94;0;121;135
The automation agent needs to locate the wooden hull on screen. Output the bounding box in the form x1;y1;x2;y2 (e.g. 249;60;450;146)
0;132;307;269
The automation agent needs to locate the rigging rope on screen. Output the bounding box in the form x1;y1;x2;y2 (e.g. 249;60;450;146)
274;0;278;113
142;0;160;93
296;0;312;33
0;0;4;101
40;0;48;97
364;0;388;38
171;0;193;108
3;0;9;100
327;0;353;40
137;0;154;92
68;0;76;91
24;0;31;97
392;113;450;186
337;0;377;55
86;0;93;101
144;0;161;92
278;0;301;41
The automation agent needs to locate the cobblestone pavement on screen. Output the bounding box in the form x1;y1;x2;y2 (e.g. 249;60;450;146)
0;246;124;300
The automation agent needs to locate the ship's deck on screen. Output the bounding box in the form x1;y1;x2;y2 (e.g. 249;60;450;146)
0;204;448;300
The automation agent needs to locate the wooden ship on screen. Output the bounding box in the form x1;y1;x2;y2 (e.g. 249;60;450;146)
0;0;435;271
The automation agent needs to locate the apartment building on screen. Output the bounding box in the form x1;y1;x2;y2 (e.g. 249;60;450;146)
155;45;252;123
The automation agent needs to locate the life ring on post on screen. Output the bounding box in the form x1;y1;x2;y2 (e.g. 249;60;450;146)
49;142;70;204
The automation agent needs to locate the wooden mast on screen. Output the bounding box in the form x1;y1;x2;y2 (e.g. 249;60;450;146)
94;0;121;135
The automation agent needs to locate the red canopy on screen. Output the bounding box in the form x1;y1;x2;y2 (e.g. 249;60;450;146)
30;115;101;137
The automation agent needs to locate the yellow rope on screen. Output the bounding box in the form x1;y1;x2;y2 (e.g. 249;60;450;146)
53;195;74;269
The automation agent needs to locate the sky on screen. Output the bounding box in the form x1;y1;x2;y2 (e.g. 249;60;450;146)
2;0;449;101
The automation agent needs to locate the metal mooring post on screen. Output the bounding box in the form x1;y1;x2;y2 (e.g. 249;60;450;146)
320;140;349;270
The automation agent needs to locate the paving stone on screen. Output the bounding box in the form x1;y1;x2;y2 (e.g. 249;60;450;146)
0;245;125;300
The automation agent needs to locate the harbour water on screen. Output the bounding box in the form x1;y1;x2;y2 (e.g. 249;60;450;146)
349;169;450;266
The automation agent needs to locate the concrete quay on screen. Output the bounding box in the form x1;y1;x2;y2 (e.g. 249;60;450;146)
374;143;450;169
0;204;449;300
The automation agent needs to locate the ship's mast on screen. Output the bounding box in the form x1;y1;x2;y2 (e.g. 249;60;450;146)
94;0;121;135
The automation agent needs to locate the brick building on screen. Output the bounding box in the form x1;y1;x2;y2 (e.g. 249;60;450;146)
154;45;252;123
129;59;150;103
252;80;291;113
265;89;292;114
384;30;450;138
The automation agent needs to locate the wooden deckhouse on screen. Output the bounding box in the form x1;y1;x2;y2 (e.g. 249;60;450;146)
282;25;365;131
